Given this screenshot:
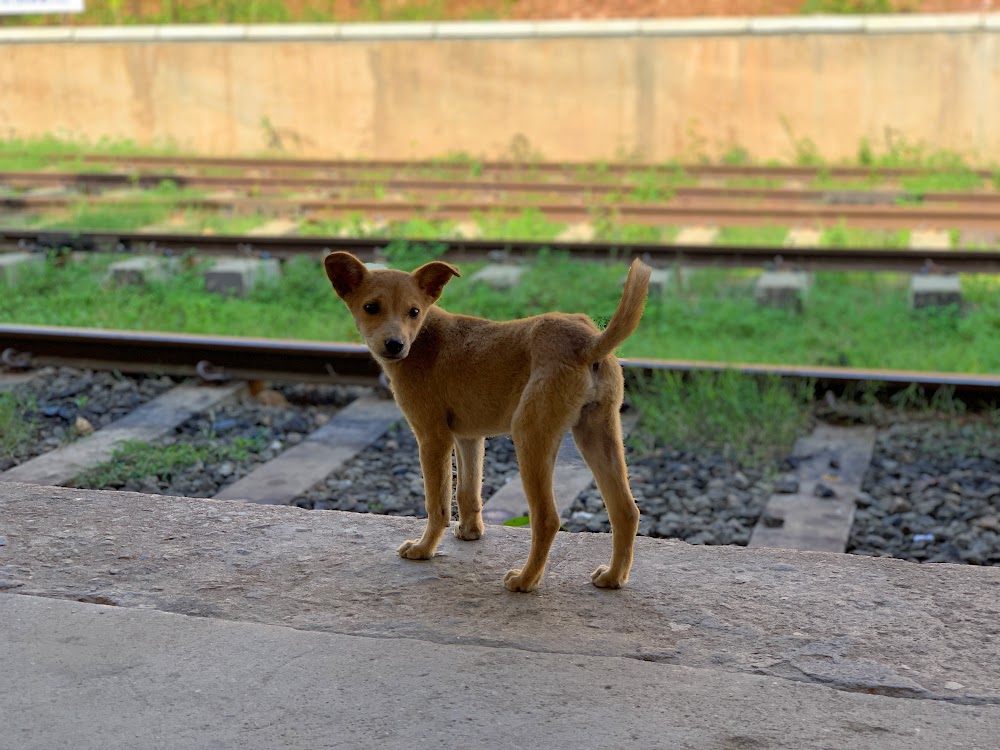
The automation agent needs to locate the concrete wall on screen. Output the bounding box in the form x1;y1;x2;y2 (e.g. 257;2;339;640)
0;15;998;161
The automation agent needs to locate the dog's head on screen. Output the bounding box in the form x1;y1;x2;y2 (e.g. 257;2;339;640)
324;252;460;362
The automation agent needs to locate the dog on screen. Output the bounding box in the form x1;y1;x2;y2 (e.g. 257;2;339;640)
324;252;651;592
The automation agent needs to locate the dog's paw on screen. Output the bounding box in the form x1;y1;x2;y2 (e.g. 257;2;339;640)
503;568;539;593
397;539;434;560
590;565;627;589
455;520;484;541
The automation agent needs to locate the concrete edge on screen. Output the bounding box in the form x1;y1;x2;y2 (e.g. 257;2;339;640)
0;13;996;44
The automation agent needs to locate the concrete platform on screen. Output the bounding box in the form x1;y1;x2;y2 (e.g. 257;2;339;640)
1;483;999;749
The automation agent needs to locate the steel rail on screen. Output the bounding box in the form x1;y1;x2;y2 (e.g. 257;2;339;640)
68;153;995;181
3;228;1000;273
3;325;999;399
5;192;1000;231
0;325;381;385
2;169;997;207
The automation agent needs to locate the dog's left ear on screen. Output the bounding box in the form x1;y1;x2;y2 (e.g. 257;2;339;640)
412;261;460;302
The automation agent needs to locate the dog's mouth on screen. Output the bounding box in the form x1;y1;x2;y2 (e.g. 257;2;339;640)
378;348;408;361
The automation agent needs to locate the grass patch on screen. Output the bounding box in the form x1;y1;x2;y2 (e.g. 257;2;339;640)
4;249;1000;374
41;180;203;233
73;435;265;488
821;224;910;248
716;226;790;246
0;390;37;457
629;370;813;467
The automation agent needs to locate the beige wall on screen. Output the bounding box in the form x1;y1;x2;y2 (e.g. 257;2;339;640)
1;24;998;161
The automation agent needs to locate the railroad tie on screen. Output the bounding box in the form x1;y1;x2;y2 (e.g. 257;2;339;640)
0;372;37;393
748;424;876;553
213;395;402;505
0;381;244;487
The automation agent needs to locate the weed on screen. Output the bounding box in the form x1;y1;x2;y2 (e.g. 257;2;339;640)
716;226;789;246
721;145;752;166
629;370;813;467
0;390;37;457
73;434;266;488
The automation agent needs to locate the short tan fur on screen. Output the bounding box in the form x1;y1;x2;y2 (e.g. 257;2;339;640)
325;253;651;592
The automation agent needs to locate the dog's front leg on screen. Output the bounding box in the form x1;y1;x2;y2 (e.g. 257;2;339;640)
397;431;453;560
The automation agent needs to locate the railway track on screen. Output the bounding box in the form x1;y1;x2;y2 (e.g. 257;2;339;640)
2;325;998;566
4;228;1000;274
59;153;1000;182
4;157;1000;231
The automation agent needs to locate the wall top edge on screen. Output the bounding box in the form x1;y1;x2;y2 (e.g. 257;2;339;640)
0;13;998;43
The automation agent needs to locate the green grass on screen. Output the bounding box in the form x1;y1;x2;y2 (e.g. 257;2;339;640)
4;249;1000;375
629;370;813;467
73;435;265;488
40;180;203;233
0;390;37;457
821;224;910;248
716;226;790;246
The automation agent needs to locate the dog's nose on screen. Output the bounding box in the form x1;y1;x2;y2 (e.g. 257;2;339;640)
384;338;404;356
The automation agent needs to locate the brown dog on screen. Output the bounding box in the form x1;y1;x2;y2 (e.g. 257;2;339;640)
324;252;651;592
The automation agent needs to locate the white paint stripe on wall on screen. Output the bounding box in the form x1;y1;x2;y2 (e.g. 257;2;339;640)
0;12;998;42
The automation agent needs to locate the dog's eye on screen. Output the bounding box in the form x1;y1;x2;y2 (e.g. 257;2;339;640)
408;308;420;319
363;302;380;315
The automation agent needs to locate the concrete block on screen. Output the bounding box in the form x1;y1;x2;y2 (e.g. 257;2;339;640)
754;271;812;311
204;258;281;297
784;228;822;248
909;274;962;309
909;229;952;250
450;221;483;239
674;226;719;246
0;252;44;287
470;264;526;291
107;256;178;285
556;223;596;242
248;219;301;236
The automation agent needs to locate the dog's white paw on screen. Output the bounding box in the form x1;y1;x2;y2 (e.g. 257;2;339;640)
503;568;539;593
397;539;434;560
455;521;484;541
590;565;626;589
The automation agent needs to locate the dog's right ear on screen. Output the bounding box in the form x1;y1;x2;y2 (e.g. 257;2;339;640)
324;252;368;299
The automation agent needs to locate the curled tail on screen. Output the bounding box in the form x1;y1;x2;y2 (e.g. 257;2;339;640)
585;259;652;362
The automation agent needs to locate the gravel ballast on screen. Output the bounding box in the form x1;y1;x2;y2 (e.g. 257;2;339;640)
848;417;1000;566
294;422;520;515
1;367;176;472
69;383;367;497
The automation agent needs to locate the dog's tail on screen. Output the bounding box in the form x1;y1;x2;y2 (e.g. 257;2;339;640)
584;258;652;363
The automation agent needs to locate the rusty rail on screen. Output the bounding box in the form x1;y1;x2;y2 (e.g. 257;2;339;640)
3;325;999;400
3;229;1000;274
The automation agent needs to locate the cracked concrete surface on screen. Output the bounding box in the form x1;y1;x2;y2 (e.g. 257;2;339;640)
2;483;999;748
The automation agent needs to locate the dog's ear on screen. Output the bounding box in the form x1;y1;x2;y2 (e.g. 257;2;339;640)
324;252;368;299
412;261;460;302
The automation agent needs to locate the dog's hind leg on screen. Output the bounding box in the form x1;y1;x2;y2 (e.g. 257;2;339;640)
454;436;485;540
398;431;453;560
572;400;639;589
504;392;568;593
